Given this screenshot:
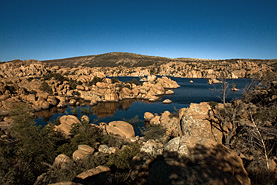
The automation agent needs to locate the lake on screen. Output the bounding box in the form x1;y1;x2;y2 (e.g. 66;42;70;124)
35;77;252;135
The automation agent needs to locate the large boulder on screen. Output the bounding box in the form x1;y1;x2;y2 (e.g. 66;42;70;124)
47;96;58;106
144;112;154;121
26;94;36;103
104;89;118;101
105;121;135;139
162;99;172;104
163;135;251;185
147;160;242;185
72;145;95;162
52;154;73;170
98;144;117;154
140;140;164;156
81;115;90;123
69;99;77;106
0;95;10;101
73;166;111;185
180;102;222;143
159;111;182;137
56;115;81;136
149;115;160;125
147;75;157;83
119;87;133;99
56;96;67;108
157;76;180;88
208;78;222;84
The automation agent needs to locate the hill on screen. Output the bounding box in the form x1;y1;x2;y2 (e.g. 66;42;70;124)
42;52;277;68
42;52;176;67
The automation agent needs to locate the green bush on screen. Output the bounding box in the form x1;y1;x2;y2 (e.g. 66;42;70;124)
0;102;57;185
40;81;52;94
142;125;166;140
107;143;141;169
101;134;126;148
208;101;218;109
57;122;102;156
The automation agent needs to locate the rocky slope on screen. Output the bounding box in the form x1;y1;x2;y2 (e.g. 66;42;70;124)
2;52;276;79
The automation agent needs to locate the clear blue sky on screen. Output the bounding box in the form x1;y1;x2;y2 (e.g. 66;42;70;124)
0;0;276;61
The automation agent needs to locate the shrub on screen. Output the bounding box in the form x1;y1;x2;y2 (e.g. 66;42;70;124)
111;78;120;84
101;135;126;148
40;81;52;94
0;102;57;184
208;101;218;109
142;125;166;140
72;90;80;96
27;77;34;82
71;108;78;115
43;72;66;81
107;143;141;169
132;78;141;86
57;122;103;156
68;79;77;89
89;76;103;86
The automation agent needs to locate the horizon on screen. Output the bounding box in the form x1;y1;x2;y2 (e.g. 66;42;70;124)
1;0;276;61
3;51;277;63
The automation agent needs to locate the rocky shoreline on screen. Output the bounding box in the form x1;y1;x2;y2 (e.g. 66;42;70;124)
32;101;252;185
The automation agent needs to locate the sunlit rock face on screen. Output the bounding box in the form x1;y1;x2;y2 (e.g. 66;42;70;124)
55;115;81;137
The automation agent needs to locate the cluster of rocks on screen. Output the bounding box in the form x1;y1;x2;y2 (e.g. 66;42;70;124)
132;102;251;185
51;102;253;185
79;75;179;104
37;144;115;185
0;74;179;133
1;57;273;80
55;114;136;140
100;60;273;79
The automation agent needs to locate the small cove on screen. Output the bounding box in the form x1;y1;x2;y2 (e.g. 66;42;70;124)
35;77;252;135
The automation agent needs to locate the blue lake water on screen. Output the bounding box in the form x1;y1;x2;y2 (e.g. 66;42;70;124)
35;77;252;135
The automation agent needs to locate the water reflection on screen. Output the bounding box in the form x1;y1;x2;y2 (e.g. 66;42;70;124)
35;107;67;123
35;99;144;125
35;78;252;131
91;99;134;118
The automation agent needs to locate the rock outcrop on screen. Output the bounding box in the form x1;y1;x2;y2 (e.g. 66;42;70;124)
162;135;251;185
56;115;81;136
101;121;135;139
72;145;95;162
179;102;223;143
73;166;111;185
53;154;73;170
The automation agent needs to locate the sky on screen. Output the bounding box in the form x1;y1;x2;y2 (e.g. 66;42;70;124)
0;0;276;61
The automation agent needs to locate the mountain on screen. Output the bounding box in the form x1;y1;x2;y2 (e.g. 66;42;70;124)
42;52;178;67
42;52;277;68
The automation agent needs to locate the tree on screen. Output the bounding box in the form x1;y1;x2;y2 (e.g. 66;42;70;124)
216;70;229;105
208;100;243;146
2;102;57;185
209;71;277;184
